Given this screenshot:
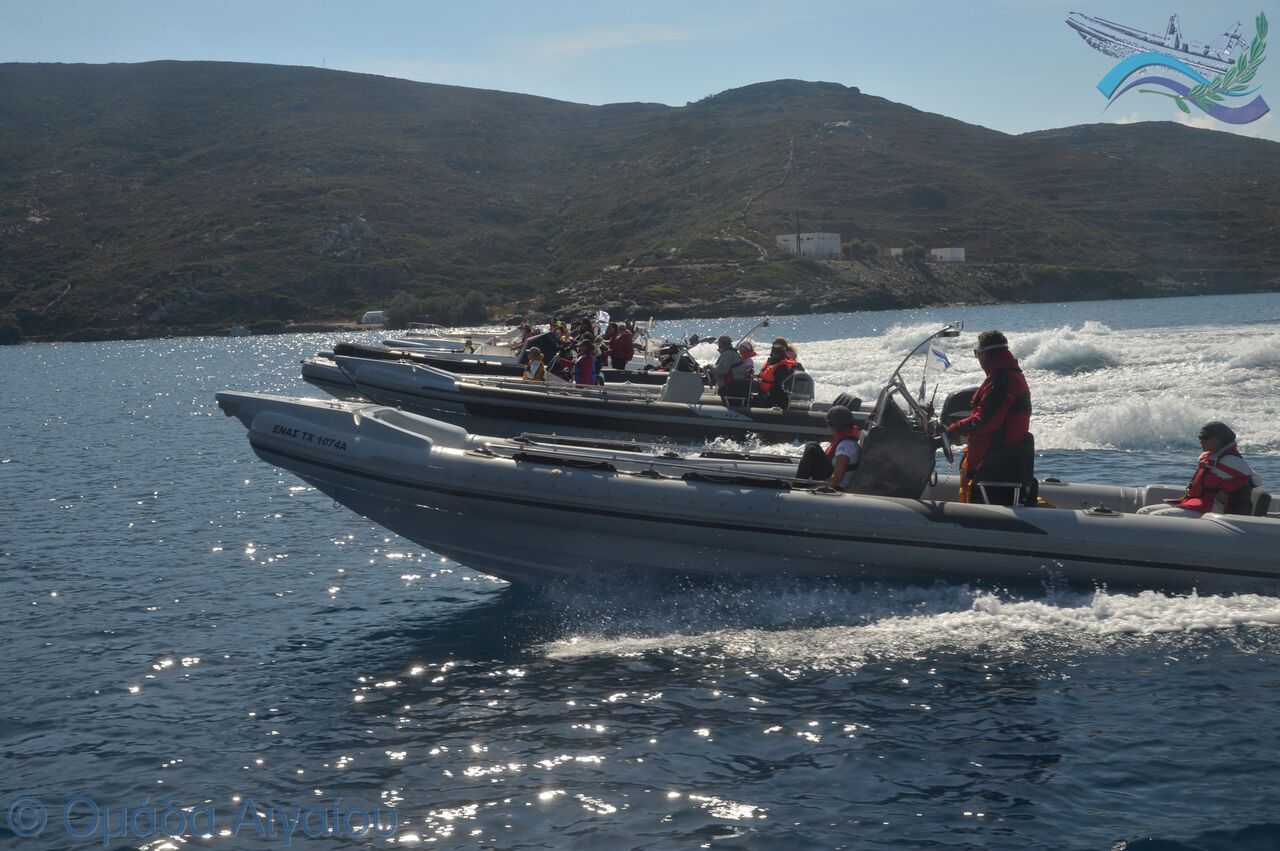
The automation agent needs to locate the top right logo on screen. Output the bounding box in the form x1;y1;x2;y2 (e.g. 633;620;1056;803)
1067;11;1269;125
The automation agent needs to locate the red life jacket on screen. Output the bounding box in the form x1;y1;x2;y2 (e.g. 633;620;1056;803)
758;353;796;393
825;426;862;458
948;349;1031;474
1179;443;1253;513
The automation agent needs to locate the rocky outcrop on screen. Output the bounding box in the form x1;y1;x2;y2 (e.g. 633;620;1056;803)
312;216;375;261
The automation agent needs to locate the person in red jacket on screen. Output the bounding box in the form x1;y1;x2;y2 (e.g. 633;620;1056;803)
572;339;597;385
1138;421;1261;517
945;330;1031;504
610;324;635;370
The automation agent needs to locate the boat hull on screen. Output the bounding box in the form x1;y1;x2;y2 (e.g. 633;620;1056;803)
218;392;1280;593
334;356;836;442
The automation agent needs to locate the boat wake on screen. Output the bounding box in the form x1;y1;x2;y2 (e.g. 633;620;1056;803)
1019;322;1118;374
537;579;1280;669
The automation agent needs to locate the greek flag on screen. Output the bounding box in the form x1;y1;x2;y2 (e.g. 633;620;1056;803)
927;344;951;372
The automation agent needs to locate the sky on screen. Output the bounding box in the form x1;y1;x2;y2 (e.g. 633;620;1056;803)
2;0;1276;141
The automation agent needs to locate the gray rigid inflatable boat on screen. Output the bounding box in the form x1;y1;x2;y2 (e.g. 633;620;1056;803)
214;389;1280;593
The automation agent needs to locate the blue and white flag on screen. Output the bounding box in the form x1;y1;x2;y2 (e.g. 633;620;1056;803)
926;344;951;372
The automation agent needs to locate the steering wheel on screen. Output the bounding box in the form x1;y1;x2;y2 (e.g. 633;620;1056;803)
939;426;954;465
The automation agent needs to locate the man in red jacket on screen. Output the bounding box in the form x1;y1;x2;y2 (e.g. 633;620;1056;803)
945;330;1032;504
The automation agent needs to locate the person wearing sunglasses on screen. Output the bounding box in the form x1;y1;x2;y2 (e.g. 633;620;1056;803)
944;330;1032;504
1137;421;1261;517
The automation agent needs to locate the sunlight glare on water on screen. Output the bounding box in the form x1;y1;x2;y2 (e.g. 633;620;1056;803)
3;293;1280;849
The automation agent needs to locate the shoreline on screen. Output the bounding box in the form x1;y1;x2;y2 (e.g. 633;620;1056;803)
9;275;1277;345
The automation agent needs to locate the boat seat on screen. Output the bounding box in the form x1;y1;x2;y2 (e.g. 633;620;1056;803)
972;433;1037;507
784;371;816;410
847;424;936;499
1227;485;1273;517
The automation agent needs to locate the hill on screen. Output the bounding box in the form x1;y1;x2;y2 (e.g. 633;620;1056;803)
0;62;1277;341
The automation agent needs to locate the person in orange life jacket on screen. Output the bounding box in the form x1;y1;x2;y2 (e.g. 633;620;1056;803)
797;406;862;490
753;337;801;409
572;339;597;385
1137;421;1261;518
944;330;1032;504
522;347;546;382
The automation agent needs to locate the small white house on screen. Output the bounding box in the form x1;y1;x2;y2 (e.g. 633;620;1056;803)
887;247;904;258
928;247;966;262
360;310;387;325
776;232;841;259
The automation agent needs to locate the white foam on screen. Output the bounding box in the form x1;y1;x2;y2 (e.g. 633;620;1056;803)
1019;324;1117;374
665;317;1280;455
1037;396;1207;451
541;587;1280;670
1228;339;1280;370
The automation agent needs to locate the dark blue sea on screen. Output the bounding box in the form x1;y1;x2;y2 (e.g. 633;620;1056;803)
4;293;1280;850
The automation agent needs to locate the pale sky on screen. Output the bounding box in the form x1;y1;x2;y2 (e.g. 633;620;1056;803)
2;0;1275;141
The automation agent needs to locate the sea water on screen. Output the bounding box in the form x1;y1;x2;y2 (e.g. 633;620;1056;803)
3;293;1280;849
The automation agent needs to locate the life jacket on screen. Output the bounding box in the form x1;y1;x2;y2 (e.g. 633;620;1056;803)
572;354;595;385
757;353;797;393
950;349;1031;475
523;358;545;381
825;426;862;459
1178;443;1256;513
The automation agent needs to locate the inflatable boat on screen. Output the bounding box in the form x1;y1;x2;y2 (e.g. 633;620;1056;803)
301;342;670;400
215;387;1279;592
328;352;853;442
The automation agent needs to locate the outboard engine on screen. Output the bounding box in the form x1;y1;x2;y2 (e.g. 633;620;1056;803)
831;391;862;413
518;331;558;365
940;386;980;429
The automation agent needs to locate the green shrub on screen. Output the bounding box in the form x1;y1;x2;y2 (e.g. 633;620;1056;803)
387;290;490;328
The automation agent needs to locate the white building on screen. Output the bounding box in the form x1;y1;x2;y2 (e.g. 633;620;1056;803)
776;232;841;259
360;310;387;325
887;247;904;258
928;247;965;262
